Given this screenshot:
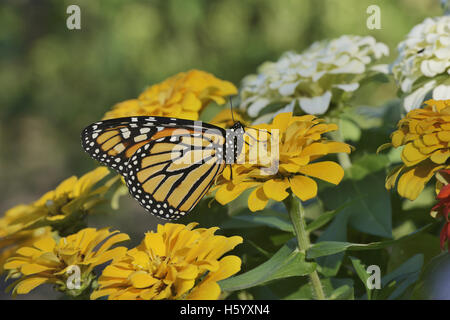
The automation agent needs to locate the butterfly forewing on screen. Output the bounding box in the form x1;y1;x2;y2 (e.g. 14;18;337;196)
81;116;231;220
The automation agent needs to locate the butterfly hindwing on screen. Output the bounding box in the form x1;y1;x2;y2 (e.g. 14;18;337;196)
124;131;226;220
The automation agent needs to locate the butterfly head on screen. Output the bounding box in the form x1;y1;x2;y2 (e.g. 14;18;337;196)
230;121;244;132
224;122;245;164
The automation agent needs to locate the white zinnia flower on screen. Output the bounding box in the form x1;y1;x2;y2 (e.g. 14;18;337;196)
240;35;389;121
391;16;450;111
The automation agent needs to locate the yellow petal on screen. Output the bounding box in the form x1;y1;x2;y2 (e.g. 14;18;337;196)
385;165;404;190
215;182;259;205
21;263;53;275
272;112;292;132
16;247;41;257
279;163;300;173
430;149;450;164
401;143;428;166
90;288;118;300
15;277;48;294
102;265;133;278
437;131;450;142
289;175;317;201
422;133;439;146
3;259;27;270
248;186;269;212
301;143;328;157
187;281;221;300
204;255;242;283
262;179;289;201
144;233;166;257
33;236;55;252
181;92;202;111
325;141;352;154
177;264;199;280
174;279;196;299
96;233;130;256
73;167;110;197
290;156;310;166
297;161;344;185
129;271;159;289
397;163;443;200
91;247;128;267
391;130;405;147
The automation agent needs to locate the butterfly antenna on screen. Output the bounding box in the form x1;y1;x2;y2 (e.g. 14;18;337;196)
229;97;236;123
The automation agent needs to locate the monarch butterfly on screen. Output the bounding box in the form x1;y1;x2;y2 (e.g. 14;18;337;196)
81;115;245;220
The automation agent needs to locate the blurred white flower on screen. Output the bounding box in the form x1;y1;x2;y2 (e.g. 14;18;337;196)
240;35;389;120
391;16;450;111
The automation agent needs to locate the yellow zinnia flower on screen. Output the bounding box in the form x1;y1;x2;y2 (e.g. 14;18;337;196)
210;108;248;129
0;167;115;233
103;70;237;121
383;99;450;200
3;228;129;297
214;112;352;211
0;227;52;274
91;223;242;300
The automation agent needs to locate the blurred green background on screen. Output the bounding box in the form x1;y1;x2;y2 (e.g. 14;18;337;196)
0;0;445;300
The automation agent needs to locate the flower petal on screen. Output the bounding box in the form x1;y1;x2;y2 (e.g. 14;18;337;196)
262;179;289;201
289;175;318;201
248;186;269;212
297;161;344;185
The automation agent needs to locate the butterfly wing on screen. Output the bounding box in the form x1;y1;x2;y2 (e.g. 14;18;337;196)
125;128;227;219
81;116;227;219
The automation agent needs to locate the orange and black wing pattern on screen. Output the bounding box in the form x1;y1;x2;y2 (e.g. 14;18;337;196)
81;116;227;219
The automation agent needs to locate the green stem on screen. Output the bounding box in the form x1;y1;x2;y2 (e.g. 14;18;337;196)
284;194;326;300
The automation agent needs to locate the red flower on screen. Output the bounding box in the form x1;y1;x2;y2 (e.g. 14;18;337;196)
431;170;450;251
440;221;450;251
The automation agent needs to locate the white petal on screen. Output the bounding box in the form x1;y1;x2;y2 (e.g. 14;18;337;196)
252;112;278;125
420;59;447;77
403;80;436;112
329;60;365;74
370;64;389;74
274;99;296;116
247;98;270;117
299;91;332;115
373;43;390;58
435;47;450;60
432;84;450;100
278;81;300;96
333;83;360;92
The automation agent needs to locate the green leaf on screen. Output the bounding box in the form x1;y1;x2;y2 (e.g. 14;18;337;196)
349;256;372;300
315;210;352;277
411;252;450;299
323;160;392;238
221;210;293;233
307;223;433;259
347;154;390;180
306;210;338;232
375;254;424;300
219;239;316;292
282;278;354;300
329;284;354;300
